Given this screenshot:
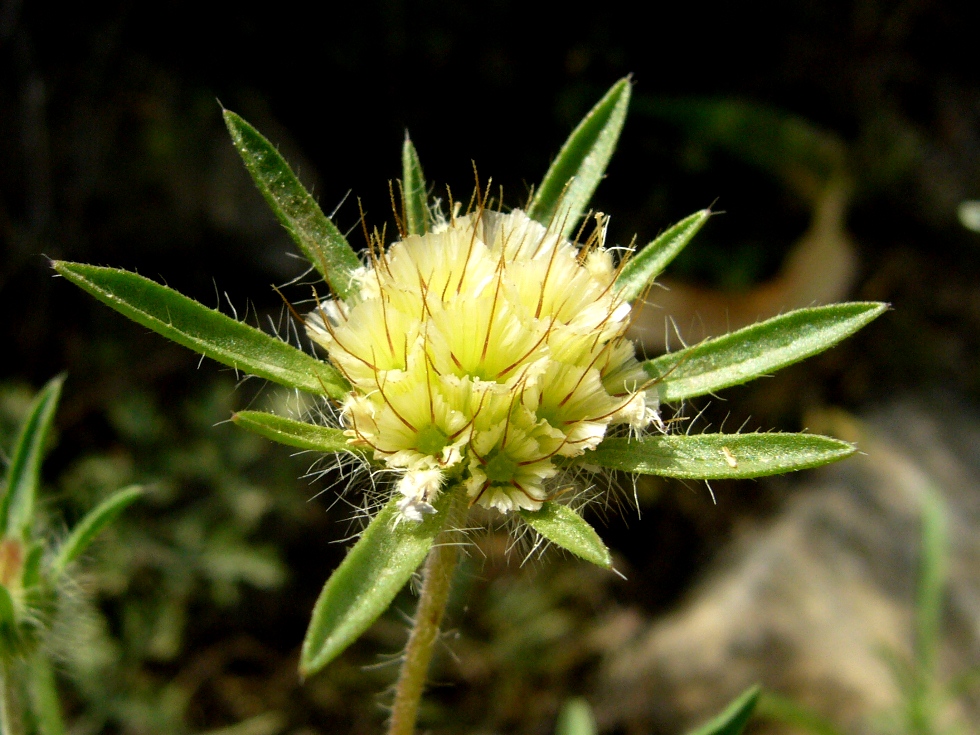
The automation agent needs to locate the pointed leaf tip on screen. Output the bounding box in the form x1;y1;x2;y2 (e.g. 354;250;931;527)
529;77;632;238
587;432;855;480
52;261;349;399
520;503;612;568
52;485;143;578
617;209;712;301
222;110;361;299
401;135;428;236
644;302;888;402
232;411;356;455
0;374;65;539
555;698;599;735
686;685;761;735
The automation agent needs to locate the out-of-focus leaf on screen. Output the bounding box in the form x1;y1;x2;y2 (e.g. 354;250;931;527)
756;691;845;735
52;262;348;400
223;111;361;299
520;503;611;568
401;135;428;236
201;542;286;592
586;433;855;479
529;78;631;238
555;698;598;735
0;584;15;628
27;653;67;735
300;493;452;676
51;486;142;579
21;544;44;589
196;711;288;735
635;97;846;198
644;303;888;403
686;685;760;735
617;210;711;302
0;375;63;539
232;411;354;454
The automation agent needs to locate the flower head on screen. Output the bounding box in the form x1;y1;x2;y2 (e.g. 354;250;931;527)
308;207;657;517
51;81;882;690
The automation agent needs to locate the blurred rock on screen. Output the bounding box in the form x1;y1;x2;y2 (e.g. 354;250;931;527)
595;393;980;734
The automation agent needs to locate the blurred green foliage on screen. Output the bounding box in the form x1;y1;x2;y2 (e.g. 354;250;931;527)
1;379;308;733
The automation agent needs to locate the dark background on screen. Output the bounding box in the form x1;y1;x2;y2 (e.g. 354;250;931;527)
2;1;980;733
5;0;980;390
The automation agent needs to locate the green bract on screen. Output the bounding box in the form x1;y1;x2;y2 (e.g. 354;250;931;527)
53;77;885;683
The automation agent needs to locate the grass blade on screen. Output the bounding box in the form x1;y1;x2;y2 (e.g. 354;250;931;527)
644;303;888;403
528;78;631;239
520;502;611;568
0;375;63;539
52;262;349;399
223;110;361;300
912;483;947;720
756;691;845;735
586;432;855;479
686;685;760;735
616;209;711;302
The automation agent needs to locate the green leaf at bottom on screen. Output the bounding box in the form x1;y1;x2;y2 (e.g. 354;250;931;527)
586;433;855;479
300;492;452;677
520;502;611;569
686;685;760;735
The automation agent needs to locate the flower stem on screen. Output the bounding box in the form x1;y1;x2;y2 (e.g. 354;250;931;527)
0;658;25;735
387;491;465;735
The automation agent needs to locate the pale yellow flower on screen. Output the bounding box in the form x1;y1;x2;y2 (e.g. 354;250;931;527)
307;208;657;517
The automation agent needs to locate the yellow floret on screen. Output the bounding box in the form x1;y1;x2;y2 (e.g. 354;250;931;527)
308;208;658;517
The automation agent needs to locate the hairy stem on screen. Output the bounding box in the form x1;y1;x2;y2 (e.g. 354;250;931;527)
387;490;465;735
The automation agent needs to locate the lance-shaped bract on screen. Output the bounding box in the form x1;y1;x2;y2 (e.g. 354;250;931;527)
223;110;362;300
300;494;452;676
643;303;888;402
528;78;631;238
52;262;349;400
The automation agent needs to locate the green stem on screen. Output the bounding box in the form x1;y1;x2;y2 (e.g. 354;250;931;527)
387;491;465;735
1;658;25;735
